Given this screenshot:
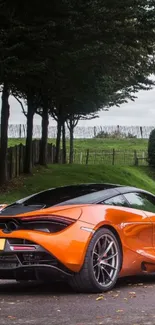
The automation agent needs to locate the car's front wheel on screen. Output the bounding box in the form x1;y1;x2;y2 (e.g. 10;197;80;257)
70;228;122;293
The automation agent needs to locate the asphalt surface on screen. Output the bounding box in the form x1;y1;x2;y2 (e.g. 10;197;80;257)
1;275;155;325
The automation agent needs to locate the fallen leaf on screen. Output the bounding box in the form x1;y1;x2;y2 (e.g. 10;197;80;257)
124;298;128;301
112;294;119;298
8;316;16;319
116;310;123;313
129;291;136;295
96;296;104;301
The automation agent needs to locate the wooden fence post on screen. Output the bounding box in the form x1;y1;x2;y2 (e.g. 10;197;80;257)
94;126;96;137
86;149;89;165
80;152;83;164
19;124;22;138
16;145;19;177
19;144;24;174
134;150;138;166
112;149;115;165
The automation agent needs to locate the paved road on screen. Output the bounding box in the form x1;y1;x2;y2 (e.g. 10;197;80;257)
1;275;155;325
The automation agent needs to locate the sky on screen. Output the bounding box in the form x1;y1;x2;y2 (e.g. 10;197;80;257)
2;83;155;127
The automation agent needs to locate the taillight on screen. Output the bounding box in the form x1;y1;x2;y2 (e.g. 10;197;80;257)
20;215;75;233
10;245;36;251
20;215;75;225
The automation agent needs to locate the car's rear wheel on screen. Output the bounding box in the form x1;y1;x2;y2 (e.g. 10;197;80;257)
69;228;122;293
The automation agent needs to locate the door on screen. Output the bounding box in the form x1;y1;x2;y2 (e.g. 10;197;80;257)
123;192;155;248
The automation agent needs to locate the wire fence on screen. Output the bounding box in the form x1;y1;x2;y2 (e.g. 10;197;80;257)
6;140;148;181
73;149;147;166
7;124;155;139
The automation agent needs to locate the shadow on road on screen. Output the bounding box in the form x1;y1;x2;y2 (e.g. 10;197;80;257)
0;274;154;296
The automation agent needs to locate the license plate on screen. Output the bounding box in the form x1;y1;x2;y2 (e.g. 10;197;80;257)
0;239;5;250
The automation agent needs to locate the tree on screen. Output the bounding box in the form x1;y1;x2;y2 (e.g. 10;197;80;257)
0;2;24;184
0;0;54;177
67;114;79;164
50;105;65;163
0;84;10;184
1;0;155;183
148;129;155;167
38;0;155;166
35;91;53;166
39;100;49;167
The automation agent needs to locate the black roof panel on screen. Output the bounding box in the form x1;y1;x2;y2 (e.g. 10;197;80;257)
1;183;152;216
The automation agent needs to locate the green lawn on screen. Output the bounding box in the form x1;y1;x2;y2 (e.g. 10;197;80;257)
8;138;148;166
8;138;148;151
0;164;155;204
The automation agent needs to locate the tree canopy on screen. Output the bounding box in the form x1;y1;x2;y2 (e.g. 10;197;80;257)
0;0;155;183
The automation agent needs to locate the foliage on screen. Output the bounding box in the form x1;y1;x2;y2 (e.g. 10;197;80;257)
1;0;155;182
148;129;155;167
95;130;137;139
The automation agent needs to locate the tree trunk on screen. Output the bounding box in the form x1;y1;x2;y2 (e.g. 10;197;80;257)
0;83;10;185
55;118;62;163
69;123;74;164
62;121;66;164
39;106;48;166
24;95;34;173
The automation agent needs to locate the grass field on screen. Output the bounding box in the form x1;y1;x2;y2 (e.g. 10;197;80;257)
0;164;155;204
2;138;151;204
8;138;148;151
8;138;148;166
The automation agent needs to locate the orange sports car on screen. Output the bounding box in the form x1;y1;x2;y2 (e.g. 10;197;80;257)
0;183;155;293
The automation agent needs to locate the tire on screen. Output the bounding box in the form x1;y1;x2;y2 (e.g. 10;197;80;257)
69;228;122;293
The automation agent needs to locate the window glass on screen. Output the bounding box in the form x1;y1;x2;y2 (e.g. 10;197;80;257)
124;192;155;213
104;195;129;207
15;184;117;207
